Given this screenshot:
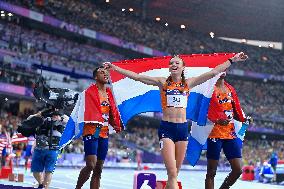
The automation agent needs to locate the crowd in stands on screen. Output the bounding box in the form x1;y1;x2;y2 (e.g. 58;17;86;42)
125;127;160;154
227;78;284;121
242;140;284;166
0;21;125;73
0;66;35;88
252;120;284;132
7;0;284;75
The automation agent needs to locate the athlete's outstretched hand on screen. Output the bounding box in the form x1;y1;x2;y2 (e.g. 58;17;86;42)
103;62;112;70
231;52;248;62
245;116;253;125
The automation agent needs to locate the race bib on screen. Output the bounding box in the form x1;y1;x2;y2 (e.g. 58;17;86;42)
102;113;109;126
167;94;187;108
224;110;234;122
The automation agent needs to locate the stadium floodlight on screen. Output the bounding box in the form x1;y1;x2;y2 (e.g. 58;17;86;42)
263;78;267;83
0;14;5;17
129;8;134;12
105;0;110;2
1;11;4;14
165;23;168;26
8;13;13;17
181;25;186;29
262;56;268;61
210;32;215;38
122;8;125;11
156;17;161;21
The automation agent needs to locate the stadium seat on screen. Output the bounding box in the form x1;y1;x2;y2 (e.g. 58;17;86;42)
0;166;13;179
242;165;255;181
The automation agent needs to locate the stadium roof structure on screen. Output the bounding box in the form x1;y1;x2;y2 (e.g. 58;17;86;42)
107;0;284;42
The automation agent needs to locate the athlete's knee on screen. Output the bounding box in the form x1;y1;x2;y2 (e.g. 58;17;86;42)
232;167;242;177
93;164;103;178
206;169;217;179
86;163;96;171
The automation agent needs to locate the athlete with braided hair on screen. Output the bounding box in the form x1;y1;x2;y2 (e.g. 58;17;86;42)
104;52;248;189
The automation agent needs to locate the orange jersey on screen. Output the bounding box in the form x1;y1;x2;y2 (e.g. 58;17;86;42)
160;81;190;110
208;86;236;139
83;95;110;138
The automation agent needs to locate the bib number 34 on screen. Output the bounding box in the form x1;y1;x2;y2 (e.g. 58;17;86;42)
167;95;187;108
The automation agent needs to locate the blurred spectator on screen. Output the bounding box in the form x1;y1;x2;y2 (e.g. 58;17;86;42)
259;162;274;183
269;152;278;172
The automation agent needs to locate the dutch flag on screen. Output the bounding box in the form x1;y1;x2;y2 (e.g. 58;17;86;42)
110;53;234;125
110;53;247;166
60;53;248;166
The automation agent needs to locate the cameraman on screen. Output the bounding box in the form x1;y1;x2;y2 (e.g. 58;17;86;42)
28;110;67;189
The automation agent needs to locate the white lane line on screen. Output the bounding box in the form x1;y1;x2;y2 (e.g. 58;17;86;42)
51;179;74;187
100;182;132;189
64;173;131;189
21;180;65;189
